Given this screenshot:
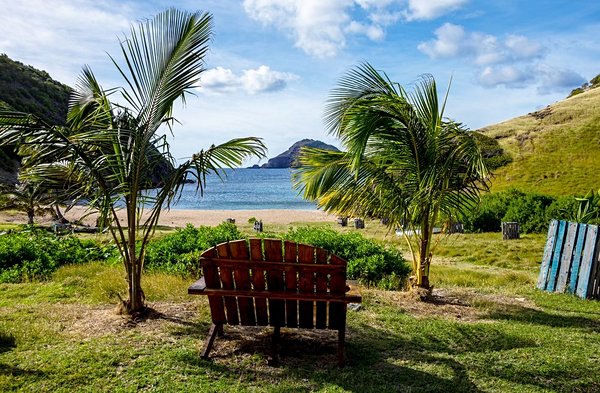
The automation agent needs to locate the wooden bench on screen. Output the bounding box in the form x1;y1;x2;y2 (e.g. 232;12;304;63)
188;238;361;366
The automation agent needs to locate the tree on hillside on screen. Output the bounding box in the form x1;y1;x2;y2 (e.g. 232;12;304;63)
295;63;489;293
0;9;266;314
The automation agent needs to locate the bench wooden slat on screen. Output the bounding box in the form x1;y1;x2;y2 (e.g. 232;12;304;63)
201;248;226;324
298;244;315;329
315;248;329;329
217;243;240;325
230;240;256;326
328;254;346;330
201;258;344;272
250;239;269;326
284;241;298;328
188;286;362;303
264;239;285;326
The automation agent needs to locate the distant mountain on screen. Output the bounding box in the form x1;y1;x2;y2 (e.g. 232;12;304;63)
261;139;339;168
479;85;600;196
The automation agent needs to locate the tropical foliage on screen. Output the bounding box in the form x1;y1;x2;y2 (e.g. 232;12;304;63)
0;9;266;313
296;63;488;291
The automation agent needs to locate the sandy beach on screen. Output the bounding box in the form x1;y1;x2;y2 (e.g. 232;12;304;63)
0;206;335;227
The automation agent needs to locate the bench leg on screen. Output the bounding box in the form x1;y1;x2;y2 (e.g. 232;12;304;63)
337;326;346;367
201;323;221;359
268;326;281;366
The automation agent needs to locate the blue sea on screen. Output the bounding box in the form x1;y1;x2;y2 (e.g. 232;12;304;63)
165;168;316;210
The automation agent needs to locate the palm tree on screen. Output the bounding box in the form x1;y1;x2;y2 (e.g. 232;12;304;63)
0;9;266;313
0;181;55;224
295;63;488;291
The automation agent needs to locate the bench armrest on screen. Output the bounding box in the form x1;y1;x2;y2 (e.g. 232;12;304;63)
188;276;206;294
345;280;362;303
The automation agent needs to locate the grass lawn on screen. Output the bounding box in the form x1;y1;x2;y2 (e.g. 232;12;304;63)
1;228;600;392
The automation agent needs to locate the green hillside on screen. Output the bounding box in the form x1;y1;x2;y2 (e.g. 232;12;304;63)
479;87;600;196
0;54;71;125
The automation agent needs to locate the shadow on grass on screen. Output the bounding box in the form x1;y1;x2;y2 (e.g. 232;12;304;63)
175;319;538;392
0;331;45;379
484;304;600;331
0;332;15;354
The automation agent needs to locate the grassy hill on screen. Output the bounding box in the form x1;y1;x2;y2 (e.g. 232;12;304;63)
479;87;600;196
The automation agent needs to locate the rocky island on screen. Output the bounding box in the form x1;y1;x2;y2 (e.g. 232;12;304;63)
258;139;339;168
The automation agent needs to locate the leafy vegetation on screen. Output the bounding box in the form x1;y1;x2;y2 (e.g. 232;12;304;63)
471;131;512;170
145;224;409;289
283;226;409;289
296;63;488;291
480;87;600;196
463;189;585;233
0;9;266;314
144;223;243;276
0;229;112;283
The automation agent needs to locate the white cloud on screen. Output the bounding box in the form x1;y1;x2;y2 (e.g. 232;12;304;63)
403;0;468;21
242;0;467;57
418;23;545;65
478;65;534;88
199;65;298;94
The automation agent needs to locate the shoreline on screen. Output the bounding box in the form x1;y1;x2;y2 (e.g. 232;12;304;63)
0;206;335;227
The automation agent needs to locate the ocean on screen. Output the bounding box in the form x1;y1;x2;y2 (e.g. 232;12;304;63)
164;168;316;210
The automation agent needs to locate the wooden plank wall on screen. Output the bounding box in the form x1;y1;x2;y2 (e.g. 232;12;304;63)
537;220;600;299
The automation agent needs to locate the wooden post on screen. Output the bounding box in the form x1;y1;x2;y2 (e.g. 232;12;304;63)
225;218;235;224
502;222;520;240
253;220;263;232
354;218;364;229
337;216;348;226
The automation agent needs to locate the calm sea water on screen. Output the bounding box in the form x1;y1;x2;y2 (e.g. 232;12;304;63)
165;168;316;210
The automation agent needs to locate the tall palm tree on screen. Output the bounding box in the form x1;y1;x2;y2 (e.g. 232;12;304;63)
0;9;266;313
296;63;488;291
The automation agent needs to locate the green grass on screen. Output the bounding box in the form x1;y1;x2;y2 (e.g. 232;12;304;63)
2;228;600;392
480;87;600;196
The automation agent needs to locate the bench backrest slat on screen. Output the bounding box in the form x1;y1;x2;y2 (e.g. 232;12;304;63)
200;239;351;329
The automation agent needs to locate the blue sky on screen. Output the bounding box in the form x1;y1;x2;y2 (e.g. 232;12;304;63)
1;0;599;165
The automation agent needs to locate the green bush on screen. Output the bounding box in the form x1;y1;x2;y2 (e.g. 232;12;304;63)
464;189;526;232
545;196;579;223
464;189;558;233
144;223;243;276
503;193;555;233
0;230;111;283
283;227;409;289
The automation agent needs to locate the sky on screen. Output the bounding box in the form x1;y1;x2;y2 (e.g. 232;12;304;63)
1;0;599;165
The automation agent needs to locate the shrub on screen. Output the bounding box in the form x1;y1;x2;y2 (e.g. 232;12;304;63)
545;196;579;223
464;189;560;233
463;189;526;232
144;223;243;276
502;193;555;233
0;229;111;283
283;227;409;289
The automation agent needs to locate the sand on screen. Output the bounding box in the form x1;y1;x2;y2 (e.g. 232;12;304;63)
0;206;335;227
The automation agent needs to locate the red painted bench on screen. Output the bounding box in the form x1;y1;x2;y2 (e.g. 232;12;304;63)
188;238;361;366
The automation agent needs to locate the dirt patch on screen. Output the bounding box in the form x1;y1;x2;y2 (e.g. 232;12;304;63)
367;287;539;322
60;301;202;339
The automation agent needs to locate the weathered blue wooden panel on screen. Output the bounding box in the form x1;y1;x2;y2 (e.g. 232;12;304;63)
547;220;567;292
537;220;558;290
568;224;587;294
556;222;579;292
576;225;599;299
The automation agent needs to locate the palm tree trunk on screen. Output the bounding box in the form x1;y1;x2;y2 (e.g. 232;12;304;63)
27;208;34;225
